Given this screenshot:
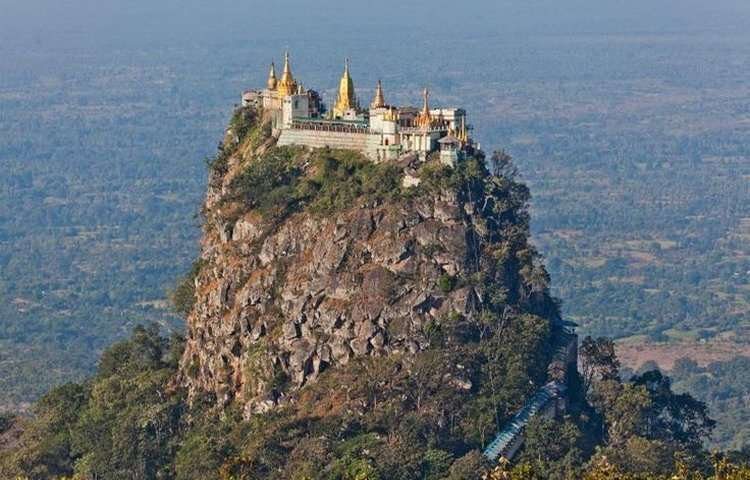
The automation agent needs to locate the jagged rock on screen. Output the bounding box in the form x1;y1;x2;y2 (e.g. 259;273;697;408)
232;214;263;243
318;344;332;364
350;336;371;356
370;331;386;351
331;341;353;364
406;340;421;354
282;321;299;340
434;201;462;222
448;375;473;391
247;395;278;415
177;126;539;417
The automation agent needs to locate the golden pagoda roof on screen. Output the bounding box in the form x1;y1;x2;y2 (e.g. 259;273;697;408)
277;51;298;97
333;58;358;117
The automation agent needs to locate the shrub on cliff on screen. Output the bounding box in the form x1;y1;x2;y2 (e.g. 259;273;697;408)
170;259;205;318
230;146;403;221
207;106;262;174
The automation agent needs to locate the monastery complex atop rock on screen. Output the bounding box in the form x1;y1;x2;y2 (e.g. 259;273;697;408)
242;52;479;165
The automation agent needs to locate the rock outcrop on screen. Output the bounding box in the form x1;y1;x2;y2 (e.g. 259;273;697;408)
178;108;558;416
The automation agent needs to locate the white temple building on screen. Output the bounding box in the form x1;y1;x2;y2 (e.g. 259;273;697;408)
242;52;477;165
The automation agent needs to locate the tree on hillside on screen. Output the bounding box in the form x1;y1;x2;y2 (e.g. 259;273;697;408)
588;367;715;476
579;336;620;395
515;416;584;479
630;370;715;449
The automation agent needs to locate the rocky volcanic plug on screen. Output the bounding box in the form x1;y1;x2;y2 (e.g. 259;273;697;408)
178;106;562;418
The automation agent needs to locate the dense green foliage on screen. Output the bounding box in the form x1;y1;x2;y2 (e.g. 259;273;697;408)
488;454;750;480
0;325;184;479
208;107;261;174
499;335;733;479
514;416;585;479
229;144;403;221
0;312;555;478
3;329;743;479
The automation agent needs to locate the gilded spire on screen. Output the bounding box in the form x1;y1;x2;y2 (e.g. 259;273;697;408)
415;87;433;128
267;62;277;90
371;79;386;109
421;88;430;116
282;51;291;76
333;58;358;118
277;50;298;97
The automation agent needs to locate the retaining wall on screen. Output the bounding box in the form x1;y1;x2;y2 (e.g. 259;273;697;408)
278;129;371;151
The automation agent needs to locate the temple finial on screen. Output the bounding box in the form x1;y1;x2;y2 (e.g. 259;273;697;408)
371;79;385;108
333;57;357;117
267;62;277;90
414;87;433;128
277;50;297;97
283;50;291;74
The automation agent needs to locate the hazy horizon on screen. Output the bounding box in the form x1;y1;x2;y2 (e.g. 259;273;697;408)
3;0;750;50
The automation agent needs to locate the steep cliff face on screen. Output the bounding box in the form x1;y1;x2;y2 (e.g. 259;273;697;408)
178;106;560;417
